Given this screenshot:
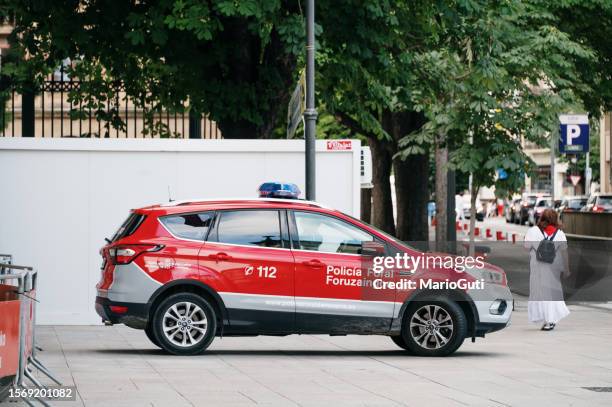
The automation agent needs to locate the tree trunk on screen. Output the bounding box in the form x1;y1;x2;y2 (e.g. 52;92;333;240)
468;184;479;257
360;188;372;224
435;142;448;251
387;111;428;245
368;136;396;235
394;153;429;244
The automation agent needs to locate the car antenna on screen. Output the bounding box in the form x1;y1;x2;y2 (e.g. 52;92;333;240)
168;185;174;202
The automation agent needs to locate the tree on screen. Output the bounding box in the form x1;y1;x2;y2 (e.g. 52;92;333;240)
551;0;612;117
0;0;306;138
317;0;442;241
398;0;596;251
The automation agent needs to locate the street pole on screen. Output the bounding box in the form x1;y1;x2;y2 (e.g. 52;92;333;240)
304;0;317;200
585;152;591;195
550;124;556;200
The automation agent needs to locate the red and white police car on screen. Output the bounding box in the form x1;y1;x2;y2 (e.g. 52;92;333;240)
96;198;512;356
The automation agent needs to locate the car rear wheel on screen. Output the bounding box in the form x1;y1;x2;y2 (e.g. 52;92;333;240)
145;324;161;348
401;297;467;356
152;293;217;355
390;335;413;353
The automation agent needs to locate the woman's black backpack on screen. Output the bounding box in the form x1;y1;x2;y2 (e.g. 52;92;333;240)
536;228;558;264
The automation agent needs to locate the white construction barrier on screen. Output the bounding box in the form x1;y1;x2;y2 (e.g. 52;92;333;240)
0;138;361;324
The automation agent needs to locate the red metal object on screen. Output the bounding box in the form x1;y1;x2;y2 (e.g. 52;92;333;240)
512;233;517;244
486;229;492;238
475;227;480;236
0;285;20;381
496;231;505;241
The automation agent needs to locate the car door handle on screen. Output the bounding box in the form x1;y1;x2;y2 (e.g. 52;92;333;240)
210;252;230;261
302;259;324;268
398;271;413;276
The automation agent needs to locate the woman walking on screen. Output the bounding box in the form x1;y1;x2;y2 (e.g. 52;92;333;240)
524;209;570;331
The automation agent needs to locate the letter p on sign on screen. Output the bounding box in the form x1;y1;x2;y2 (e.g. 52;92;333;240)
566;124;581;145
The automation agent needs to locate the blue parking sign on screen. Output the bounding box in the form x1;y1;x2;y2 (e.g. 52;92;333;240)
559;114;589;154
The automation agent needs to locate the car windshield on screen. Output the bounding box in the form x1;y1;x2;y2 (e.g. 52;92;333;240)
345;214;416;251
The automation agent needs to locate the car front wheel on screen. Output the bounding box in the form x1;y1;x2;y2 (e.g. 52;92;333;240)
401;297;467;356
152;293;217;355
390;335;413;353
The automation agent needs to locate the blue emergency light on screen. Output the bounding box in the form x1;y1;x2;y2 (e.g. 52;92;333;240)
258;182;301;199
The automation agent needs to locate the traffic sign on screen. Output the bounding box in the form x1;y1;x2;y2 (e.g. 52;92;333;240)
559;114;589;154
570;175;581;186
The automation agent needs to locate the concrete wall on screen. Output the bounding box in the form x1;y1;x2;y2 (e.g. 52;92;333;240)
0;138;361;324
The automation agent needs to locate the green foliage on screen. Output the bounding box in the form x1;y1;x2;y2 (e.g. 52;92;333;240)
0;0;306;138
397;0;599;198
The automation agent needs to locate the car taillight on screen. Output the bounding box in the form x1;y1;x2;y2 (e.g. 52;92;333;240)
109;244;163;265
593;205;605;212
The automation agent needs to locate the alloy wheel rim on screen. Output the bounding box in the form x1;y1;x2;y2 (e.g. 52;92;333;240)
162;301;207;347
409;304;454;349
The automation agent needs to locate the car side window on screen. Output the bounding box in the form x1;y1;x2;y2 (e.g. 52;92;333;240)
293;211;373;254
160;212;214;240
216;210;282;248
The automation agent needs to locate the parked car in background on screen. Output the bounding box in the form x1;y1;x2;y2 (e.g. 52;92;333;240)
463;197;485;221
582;193;612;213
505;198;521;223
528;197;553;226
517;194;550;225
558;196;588;213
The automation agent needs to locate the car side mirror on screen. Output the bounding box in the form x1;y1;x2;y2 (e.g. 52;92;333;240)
361;241;386;257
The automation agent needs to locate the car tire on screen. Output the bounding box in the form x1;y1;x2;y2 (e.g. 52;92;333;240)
152;293;217;356
145;324;161;348
401;296;467;357
390;335;413;353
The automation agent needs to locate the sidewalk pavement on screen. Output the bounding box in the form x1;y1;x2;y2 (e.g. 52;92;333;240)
3;301;611;407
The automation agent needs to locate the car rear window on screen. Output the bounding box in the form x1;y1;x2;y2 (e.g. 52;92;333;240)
215;210;282;248
598;196;612;205
160;212;214;240
568;199;587;209
112;213;146;242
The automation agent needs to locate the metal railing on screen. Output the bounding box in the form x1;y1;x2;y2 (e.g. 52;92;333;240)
0;67;222;139
0;259;61;407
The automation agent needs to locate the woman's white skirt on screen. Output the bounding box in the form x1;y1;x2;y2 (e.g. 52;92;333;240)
528;301;570;324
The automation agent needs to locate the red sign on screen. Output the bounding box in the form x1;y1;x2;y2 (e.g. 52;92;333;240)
0;285;20;380
326;140;352;151
570;175;581;186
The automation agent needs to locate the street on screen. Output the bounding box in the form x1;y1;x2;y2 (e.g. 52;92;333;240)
4;298;610;407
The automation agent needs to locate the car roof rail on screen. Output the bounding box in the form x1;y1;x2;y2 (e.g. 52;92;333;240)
159;197;328;209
